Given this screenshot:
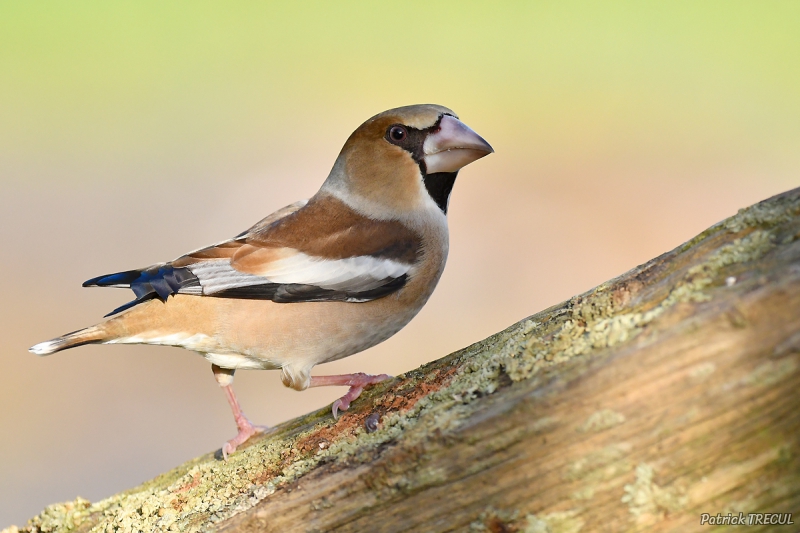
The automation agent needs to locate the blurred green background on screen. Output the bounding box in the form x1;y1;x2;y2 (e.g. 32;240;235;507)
2;2;799;527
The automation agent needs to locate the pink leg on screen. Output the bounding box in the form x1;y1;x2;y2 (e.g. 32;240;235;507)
309;372;391;419
212;365;267;460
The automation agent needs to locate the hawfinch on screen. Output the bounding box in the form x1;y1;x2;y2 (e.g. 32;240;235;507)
30;104;493;458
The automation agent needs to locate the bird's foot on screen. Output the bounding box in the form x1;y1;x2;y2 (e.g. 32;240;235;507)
309;372;391;419
213;370;268;460
221;413;267;460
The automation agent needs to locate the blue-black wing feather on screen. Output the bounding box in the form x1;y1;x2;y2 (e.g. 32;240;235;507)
83;265;200;317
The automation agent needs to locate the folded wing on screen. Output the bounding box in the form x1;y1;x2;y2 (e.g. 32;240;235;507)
84;196;422;316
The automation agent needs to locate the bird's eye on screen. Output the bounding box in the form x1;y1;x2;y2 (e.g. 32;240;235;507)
388;125;407;143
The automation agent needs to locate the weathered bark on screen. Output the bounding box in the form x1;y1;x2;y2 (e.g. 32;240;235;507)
7;189;800;533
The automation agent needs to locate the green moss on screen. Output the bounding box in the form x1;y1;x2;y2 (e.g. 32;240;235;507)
723;196;799;233
621;463;688;520
578;409;626;433
742;356;798;388
565;443;634;483
570;486;596;501
19;499;91;533
688;362;716;381
678;190;800;253
524;510;585;533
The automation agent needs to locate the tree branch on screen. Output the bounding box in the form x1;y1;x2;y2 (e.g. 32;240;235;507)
8;189;800;533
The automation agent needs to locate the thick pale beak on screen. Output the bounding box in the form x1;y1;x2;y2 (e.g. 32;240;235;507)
423;115;494;174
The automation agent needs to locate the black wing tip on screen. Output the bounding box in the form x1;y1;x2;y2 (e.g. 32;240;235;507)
104;294;159;317
83;270;142;288
83;265;200;315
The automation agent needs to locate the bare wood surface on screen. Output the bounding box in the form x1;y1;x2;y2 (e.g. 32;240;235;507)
7;189;800;533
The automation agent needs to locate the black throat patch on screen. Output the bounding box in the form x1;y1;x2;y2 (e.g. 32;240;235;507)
422;171;458;214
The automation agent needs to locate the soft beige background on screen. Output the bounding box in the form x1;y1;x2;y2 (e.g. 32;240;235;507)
2;2;799;527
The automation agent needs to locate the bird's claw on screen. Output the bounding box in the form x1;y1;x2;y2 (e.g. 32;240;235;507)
220;419;267;460
222;442;236;461
332;398;344;420
329;373;392;419
331;388;359;419
309;372;392;420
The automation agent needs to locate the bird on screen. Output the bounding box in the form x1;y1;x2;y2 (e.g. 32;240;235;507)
30;104;493;458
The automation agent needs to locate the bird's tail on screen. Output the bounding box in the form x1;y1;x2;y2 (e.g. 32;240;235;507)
29;325;108;356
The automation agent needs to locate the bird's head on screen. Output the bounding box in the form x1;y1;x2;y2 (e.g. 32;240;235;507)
322;104;493;217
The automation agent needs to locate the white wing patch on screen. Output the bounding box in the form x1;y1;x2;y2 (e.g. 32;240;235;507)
261;253;411;290
186;253;412;295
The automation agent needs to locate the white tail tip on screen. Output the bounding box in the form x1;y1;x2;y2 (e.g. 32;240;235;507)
29;340;60;356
